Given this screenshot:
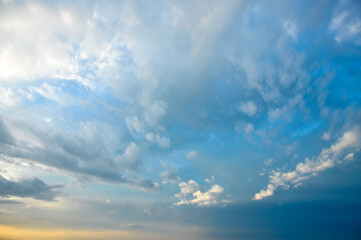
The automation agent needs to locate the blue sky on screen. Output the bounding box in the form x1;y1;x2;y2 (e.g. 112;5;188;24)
0;0;361;239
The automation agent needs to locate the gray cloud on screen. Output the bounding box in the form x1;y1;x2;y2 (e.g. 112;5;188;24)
0;118;14;145
0;199;22;204
0;175;63;201
0;116;159;190
160;170;180;184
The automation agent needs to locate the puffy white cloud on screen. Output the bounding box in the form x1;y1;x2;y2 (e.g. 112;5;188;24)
190;184;224;206
186;150;198;160
254;128;361;200
175;180;199;198
174;179;229;206
237;101;257;117
253;184;275;200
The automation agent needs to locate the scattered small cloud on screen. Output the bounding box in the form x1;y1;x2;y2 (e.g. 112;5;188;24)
284;19;298;41
236;121;254;134
237;101;257;117
254;128;361;200
186;150;198;160
264;158;273;166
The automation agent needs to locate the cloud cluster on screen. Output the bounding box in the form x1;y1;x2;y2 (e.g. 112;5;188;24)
174;179;228;207
254;128;361;200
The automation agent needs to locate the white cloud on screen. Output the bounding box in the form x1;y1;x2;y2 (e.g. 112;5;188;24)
322;132;331;141
175;180;199;198
0;3;83;81
174;178;229;206
254;128;361;200
186;150;198;159
329;4;361;45
189;185;224;206
143;100;168;128
237;101;257;117
264;158;273;166
125;116;145;136
0;87;17;107
145;133;171;149
175;183;225;207
268;95;303;122
205;176;215;183
29;83;74;106
235;121;254;134
283;20;298;41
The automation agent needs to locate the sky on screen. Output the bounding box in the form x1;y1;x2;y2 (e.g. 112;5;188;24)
0;0;361;239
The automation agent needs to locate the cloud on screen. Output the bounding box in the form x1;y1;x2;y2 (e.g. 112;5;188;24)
160;170;180;184
254;128;361;200
174;179;229;206
329;1;361;45
126;116;145;136
0;0;360;214
0;199;22;204
283;19;298;41
116;142;142;171
135;178;160;191
145;133;171;149
237;101;257;117
0;116;160;190
143;100;168;128
0;118;14;145
0;175;63;201
235;121;254;134
268;95;303;122
175;180;199;198
29;83;75;106
0;2;83;81
186;150;198;160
